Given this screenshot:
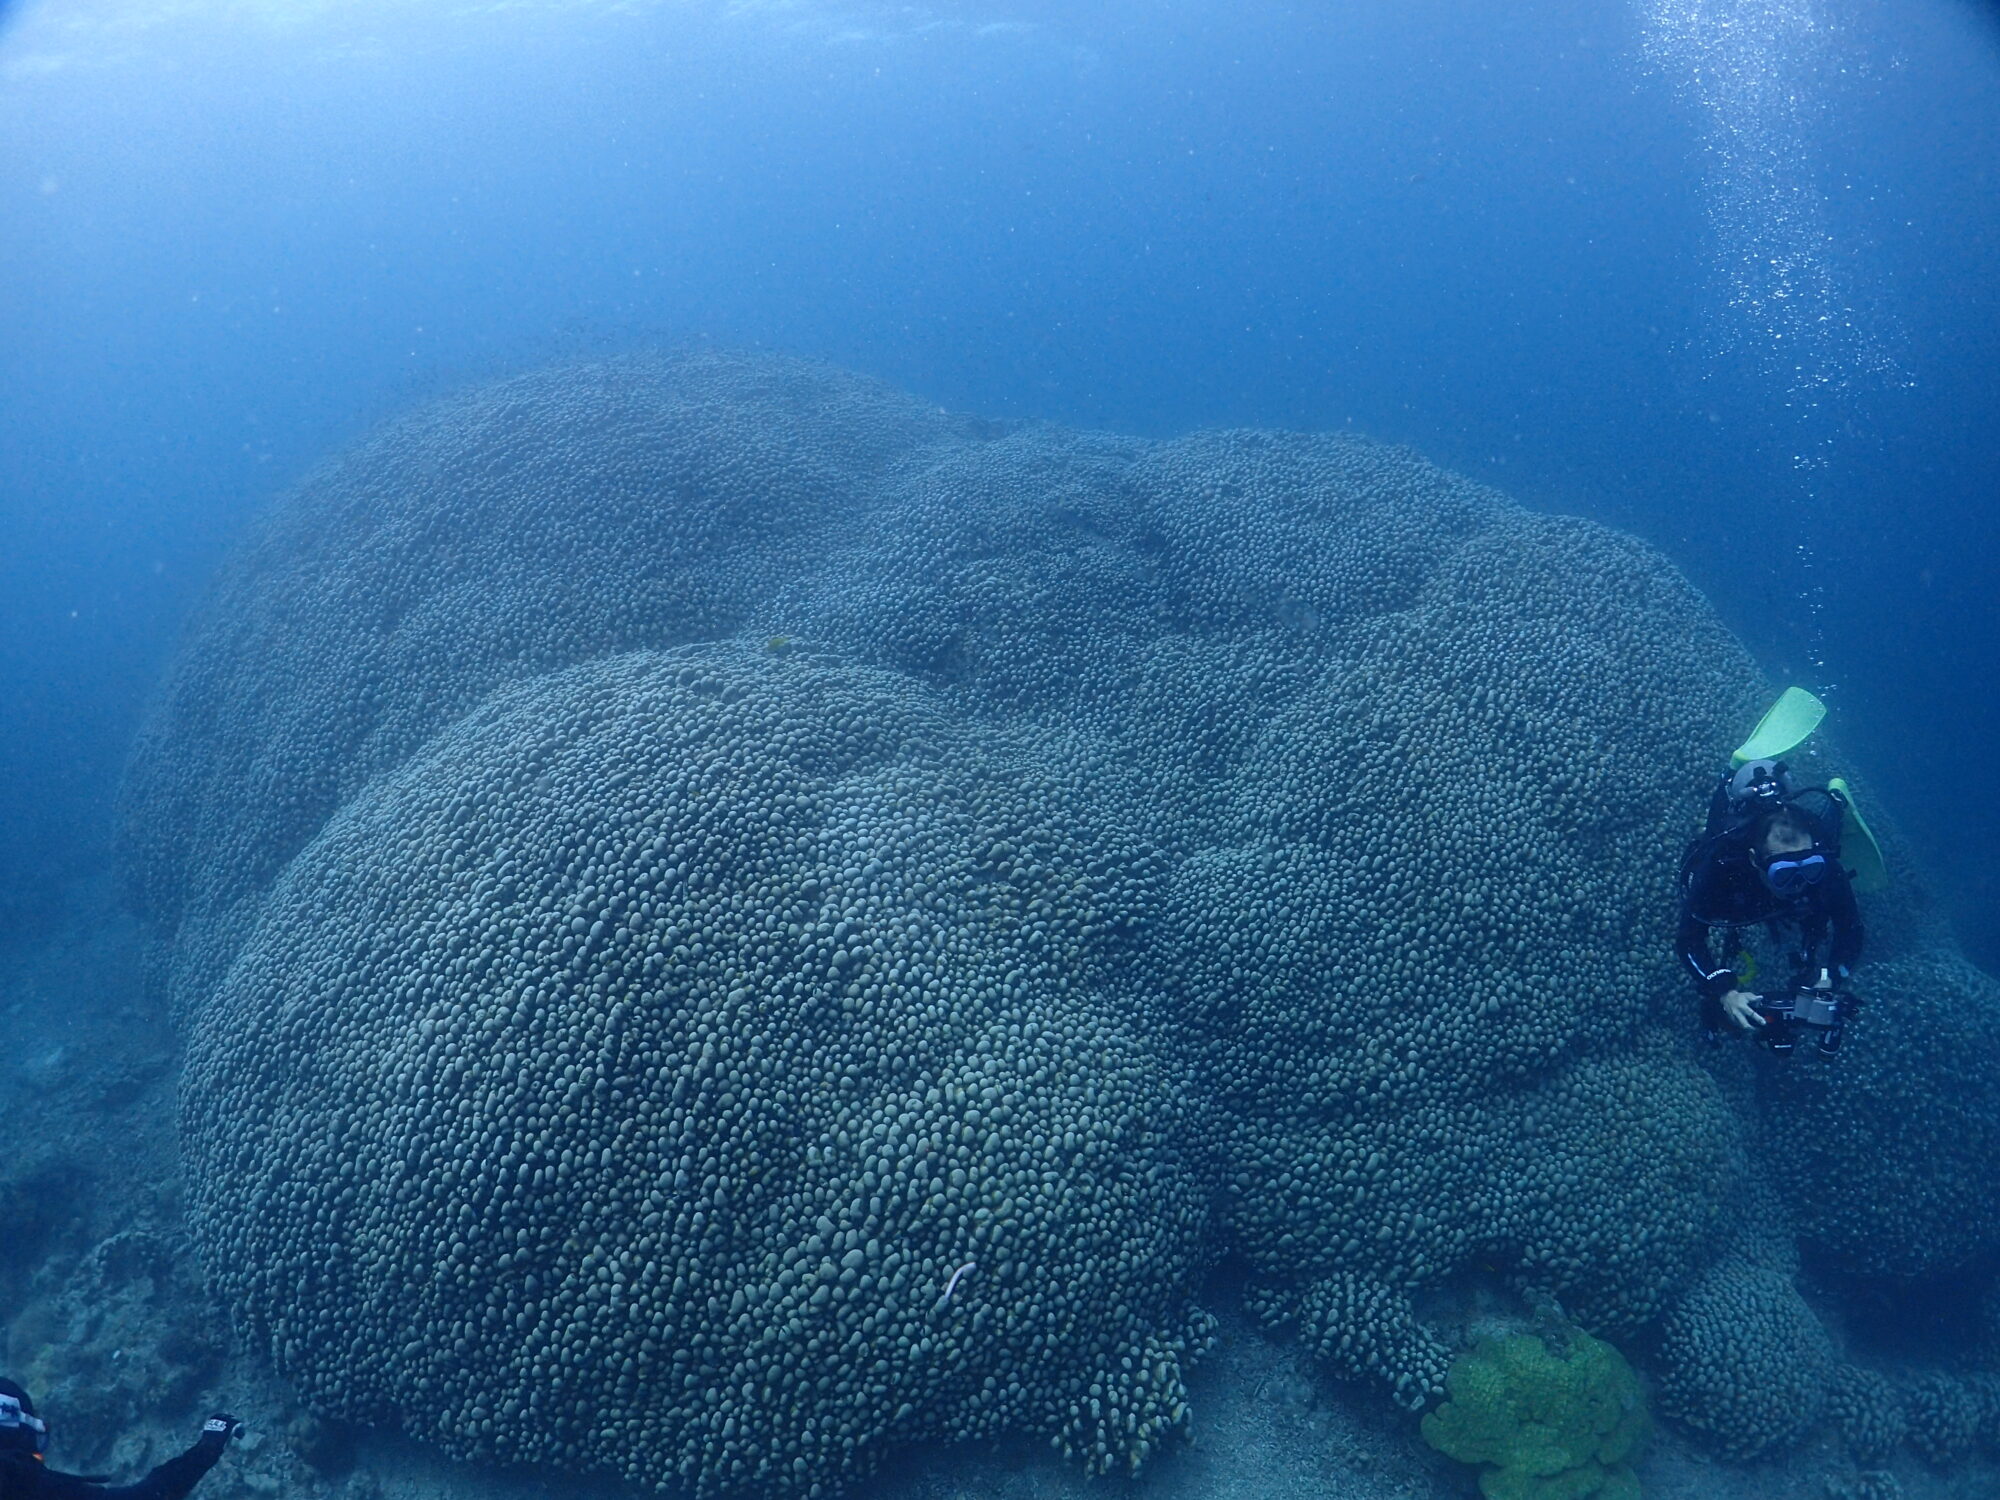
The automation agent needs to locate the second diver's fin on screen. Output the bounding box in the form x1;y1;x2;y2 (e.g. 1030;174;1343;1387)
1732;686;1827;767
1827;776;1889;893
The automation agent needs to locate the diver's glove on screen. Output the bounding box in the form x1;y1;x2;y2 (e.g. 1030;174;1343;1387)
1716;989;1766;1033
197;1415;242;1453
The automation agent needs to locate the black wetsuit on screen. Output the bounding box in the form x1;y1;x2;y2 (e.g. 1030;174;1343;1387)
1676;830;1863;1033
0;1429;229;1500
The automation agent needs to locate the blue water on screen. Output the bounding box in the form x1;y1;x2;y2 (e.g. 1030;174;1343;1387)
1;0;1994;945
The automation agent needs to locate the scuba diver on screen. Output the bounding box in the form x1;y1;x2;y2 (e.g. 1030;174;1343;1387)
1677;688;1885;1057
0;1381;240;1500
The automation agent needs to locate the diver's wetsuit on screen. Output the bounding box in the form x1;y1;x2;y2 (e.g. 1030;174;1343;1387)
1676;834;1863;1029
0;1429;230;1500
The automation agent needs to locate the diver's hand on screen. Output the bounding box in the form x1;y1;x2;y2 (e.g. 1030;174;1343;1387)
200;1415;242;1446
1719;990;1765;1030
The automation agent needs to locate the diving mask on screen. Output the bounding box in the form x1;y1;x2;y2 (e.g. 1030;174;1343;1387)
1759;848;1829;898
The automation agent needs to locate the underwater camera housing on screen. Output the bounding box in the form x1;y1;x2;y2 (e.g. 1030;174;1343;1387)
1752;984;1845;1057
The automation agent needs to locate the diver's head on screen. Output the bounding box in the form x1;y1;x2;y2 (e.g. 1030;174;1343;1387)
1754;810;1827;897
1757;810;1815;857
0;1379;47;1459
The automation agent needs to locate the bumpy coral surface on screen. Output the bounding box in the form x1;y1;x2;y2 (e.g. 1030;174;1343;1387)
127;351;2000;1488
182;649;1210;1493
1656;1256;1835;1458
120;354;975;1004
1766;951;2000;1278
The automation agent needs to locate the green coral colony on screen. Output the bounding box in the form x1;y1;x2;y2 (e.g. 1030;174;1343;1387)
121;353;2000;1495
1421;1329;1647;1500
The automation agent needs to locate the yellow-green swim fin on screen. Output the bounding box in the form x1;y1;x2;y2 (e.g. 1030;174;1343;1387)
1828;776;1889;893
1732;686;1826;767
